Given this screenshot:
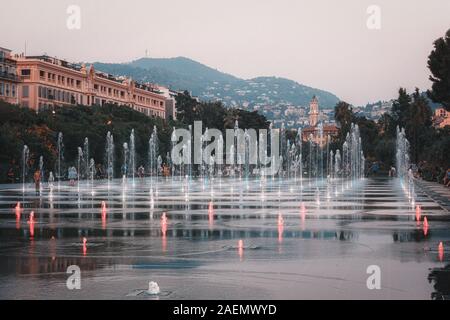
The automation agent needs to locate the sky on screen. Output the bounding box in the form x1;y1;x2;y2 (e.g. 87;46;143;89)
1;0;449;106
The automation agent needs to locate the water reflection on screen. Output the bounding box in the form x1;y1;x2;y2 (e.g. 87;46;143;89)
0;177;449;299
428;264;450;300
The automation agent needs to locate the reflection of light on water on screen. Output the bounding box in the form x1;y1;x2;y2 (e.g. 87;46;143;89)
82;237;87;256
423;223;428;237
28;212;35;238
238;239;244;261
415;205;421;224
423;216;429;230
278;213;284;244
15;202;21;229
161;213;168;236
208;202;214;228
161;213;168;252
300;203;306;230
438;242;444;262
101;201;107;218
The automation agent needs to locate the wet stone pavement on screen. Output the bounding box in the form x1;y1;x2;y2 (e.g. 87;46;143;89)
0;177;449;300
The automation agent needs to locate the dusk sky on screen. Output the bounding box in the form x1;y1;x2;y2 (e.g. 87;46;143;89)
1;0;449;105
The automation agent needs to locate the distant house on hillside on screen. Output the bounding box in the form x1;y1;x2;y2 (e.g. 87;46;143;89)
433;107;450;128
301;96;339;147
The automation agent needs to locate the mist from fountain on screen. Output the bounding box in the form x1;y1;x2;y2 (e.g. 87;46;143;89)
57;132;64;183
106;131;114;181
83;138;89;181
129;129;136;183
22;145;29;192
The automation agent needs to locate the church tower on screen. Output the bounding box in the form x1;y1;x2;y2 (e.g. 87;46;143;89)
309;96;319;127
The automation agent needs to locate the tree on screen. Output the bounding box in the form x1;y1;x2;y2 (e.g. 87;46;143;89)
391;88;411;129
377;112;396;139
334;101;354;142
427;29;450;111
175;90;200;124
405;88;433;163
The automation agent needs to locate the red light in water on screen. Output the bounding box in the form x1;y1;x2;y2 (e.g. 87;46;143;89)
423;216;429;230
438;242;444;262
29;221;34;238
415;205;421;224
300;203;306;229
161;213;168;252
15;203;21;230
82;237;87;256
161;213;168;236
238;239;244;261
28;211;35;238
278;213;284;244
28;211;35;224
208;202;214;227
101;201;107;219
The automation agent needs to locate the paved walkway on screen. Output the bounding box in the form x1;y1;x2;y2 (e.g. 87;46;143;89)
415;179;450;212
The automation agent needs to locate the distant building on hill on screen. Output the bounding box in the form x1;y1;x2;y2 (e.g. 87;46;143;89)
301;96;339;147
433;107;450;128
0;47;20;105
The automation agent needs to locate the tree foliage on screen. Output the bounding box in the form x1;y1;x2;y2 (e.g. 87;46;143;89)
427;29;450;111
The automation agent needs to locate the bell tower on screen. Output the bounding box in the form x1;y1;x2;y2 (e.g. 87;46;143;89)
309;96;319;127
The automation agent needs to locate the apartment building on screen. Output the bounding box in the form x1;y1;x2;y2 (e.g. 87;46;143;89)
0;47;20;104
14;54;166;118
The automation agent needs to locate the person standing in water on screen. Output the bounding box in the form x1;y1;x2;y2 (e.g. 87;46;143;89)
33;170;41;195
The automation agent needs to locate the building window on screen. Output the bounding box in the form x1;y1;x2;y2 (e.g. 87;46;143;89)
21;69;31;76
22;85;29;98
12;84;16;97
0;82;4;96
5;84;10;96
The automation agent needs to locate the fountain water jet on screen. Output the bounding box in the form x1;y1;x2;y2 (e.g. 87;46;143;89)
105;132;115;181
22;145;29;192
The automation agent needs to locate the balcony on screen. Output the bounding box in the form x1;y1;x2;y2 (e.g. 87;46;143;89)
0;71;20;82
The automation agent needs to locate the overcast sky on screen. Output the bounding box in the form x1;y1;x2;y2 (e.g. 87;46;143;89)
1;0;449;105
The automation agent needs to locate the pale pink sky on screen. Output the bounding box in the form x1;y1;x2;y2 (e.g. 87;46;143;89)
1;0;449;105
